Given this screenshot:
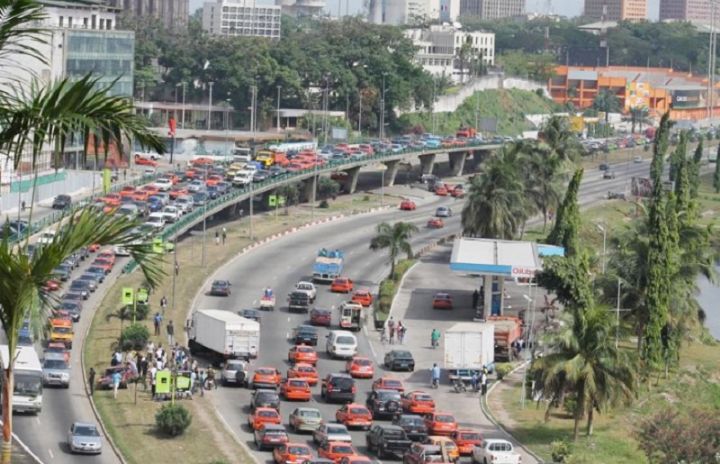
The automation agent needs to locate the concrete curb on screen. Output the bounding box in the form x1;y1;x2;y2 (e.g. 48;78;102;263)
479;361;547;464
80;308;128;464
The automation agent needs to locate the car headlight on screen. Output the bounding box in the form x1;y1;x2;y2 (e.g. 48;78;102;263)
61;373;70;380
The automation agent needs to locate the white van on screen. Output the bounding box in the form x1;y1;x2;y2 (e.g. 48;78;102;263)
325;330;358;359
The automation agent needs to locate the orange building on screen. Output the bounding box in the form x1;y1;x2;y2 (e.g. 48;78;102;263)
549;65;720;121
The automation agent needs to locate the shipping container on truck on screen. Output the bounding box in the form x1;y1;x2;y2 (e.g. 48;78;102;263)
487;316;523;361
444;322;495;382
189;309;260;363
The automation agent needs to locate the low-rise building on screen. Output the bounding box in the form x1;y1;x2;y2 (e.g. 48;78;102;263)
202;0;281;39
405;25;495;83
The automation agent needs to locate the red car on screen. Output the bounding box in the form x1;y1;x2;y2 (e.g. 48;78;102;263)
372;377;405;393
451;429;483;455
427;218;444;229
345;356;374;379
118;186;136;198
134;154;157;167
43;280;60;292
432;293;453;310
399;199;416;211
351;289;373;307
331;277;354;293
310;308;332;327
335;404;373;429
248;407;282;430
273;443;312;464
401;390;436;414
280;379;312;401
288;345;318;365
424;412;458;436
287;363;319;386
451;185;465;198
435;185;448;196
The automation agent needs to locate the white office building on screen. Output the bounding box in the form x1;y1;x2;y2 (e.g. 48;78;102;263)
202;0;281;38
405;25;495;83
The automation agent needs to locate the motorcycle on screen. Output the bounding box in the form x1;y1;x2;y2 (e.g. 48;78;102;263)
452;378;467;393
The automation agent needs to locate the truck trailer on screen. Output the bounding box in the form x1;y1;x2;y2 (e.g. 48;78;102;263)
189;309;260;363
444;322;495;382
312;248;344;283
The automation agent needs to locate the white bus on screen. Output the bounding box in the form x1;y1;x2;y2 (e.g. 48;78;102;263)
0;345;43;414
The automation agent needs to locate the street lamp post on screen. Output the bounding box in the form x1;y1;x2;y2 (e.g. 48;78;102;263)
181;82;187;129
201;169;208;267
249;181;254;240
276;85;282;132
595;223;607;274
380;73;387;139
251;84;257;138
225;98;231;157
520;282;536;409
207;81;214;131
615;277;621;349
358;89;363;137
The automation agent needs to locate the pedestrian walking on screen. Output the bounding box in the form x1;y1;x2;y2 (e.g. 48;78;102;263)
480;369;488;396
397;321;406;344
430;328;441;349
222;227;227;245
175;262;180;276
472;289;479;309
88;367;96;396
111;369;122;399
123;169;127;181
153;312;162;336
160;296;168;312
215;230;220;245
389;326;396;344
166;320;175;346
150;366;157;399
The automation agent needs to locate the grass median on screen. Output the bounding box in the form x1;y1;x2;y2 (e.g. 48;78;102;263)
83;191;394;464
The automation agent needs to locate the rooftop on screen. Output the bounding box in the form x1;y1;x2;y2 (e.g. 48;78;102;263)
449;237;564;277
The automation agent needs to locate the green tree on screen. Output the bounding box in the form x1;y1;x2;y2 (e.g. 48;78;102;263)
369;222;418;278
688;138;703;200
673;157;691;223
461;145;525;239
317;177;340;200
546;169;583;256
539;115;581;163
592;89;621;123
535;305;635;440
668;131;687;182
650;112;672;184
630;106;649;133
714;145;720;193
523;143;564;232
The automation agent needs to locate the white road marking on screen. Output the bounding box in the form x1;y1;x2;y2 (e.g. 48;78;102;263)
35;417;40;425
48;449;54;459
287;317;291;322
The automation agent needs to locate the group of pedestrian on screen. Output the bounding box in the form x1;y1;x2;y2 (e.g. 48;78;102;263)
215;227;228;245
471;367;490;396
384;317;407;344
152;311;175;344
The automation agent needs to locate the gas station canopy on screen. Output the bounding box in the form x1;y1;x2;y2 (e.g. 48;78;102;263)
449;237;564;277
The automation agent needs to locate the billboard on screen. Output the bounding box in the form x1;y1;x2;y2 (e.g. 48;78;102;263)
671;89;706;109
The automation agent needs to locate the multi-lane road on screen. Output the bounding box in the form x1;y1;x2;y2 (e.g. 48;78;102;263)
11;154;650;464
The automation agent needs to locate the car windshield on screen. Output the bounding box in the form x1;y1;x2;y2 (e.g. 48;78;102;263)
384;430;405;439
393;351;412;359
257;369;275;375
74;425;99;436
435;415;455;423
288;446;310;455
414;393;433;401
52;327;72;334
327;425;347;434
401;417;424;426
258;410;277;417
299;410;320;418
226;362;244;370
332;445;354;454
256;392;277;401
15;373;41;394
331;377;354;389
384;380;402;388
350;407;368;414
289;380;306;387
354;359;371;366
378;391;401;401
43;359;68;369
297;366;315;373
460;433;481;441
336;336;355;345
265;430;286;436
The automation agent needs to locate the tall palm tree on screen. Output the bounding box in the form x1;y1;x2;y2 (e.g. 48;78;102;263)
539;115;581;164
461;144;525;239
369;221;418;278
0;0;165;460
593;89;622;123
535;305;636;440
522;142;565;232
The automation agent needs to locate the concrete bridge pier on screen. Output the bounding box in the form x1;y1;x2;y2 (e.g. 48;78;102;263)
472;149;491;169
449;152;468;176
338;167;360;194
419;153;436;175
382;160;400;187
301;175;317;203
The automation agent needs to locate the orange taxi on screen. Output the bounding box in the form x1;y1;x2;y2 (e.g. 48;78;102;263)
288;345;318;365
169;186;189;199
132;190;151;202
119;186;136;198
318;441;357;462
98;250;116;265
345;356;374;379
424;412;458;436
399;199;416;211
331;277;354;293
338;457;371;464
248;407;281;430
280;379;312;401
252;367;282;389
451;429;483;455
351;289;373;307
335;403;373;430
287;363;319;386
372;377;405;393
401;390;436;414
432;293;453;310
101;193;121;207
43;279;60;292
427;218;444;229
92;257;113;274
206;174;223;186
435;184;448;196
273;443;313;464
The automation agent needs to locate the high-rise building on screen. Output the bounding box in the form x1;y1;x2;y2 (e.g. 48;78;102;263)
458;0;524;20
277;0;325;17
583;0;647;21
368;0;436;25
202;0;281;38
106;0;189;29
405;25;495;82
659;0;712;25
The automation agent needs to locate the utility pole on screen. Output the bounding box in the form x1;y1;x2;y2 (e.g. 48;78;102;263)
201;169;208;267
380;73;387;139
251;84;257;137
249;181;254;240
207;81;214;131
181;82;187;129
276;85;282;132
358;89;363;137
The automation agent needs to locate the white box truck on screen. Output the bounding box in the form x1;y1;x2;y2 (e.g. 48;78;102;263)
189;309;260;363
444;322;495;382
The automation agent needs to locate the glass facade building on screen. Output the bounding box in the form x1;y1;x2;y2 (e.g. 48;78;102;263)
64;30;135;97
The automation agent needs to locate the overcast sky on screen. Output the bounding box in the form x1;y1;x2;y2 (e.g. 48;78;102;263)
189;0;662;21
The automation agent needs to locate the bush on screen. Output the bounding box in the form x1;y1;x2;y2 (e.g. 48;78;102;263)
551;440;572;463
392;259;415;282
318;177;340;200
119;303;149;321
155;403;192;437
119;323;150;351
495;363;513;380
318;199;329;208
563;393;578;417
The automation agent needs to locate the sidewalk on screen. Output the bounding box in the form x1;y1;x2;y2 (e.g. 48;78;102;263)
366;244;539;464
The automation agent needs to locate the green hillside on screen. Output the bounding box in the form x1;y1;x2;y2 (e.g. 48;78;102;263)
398;88;561;136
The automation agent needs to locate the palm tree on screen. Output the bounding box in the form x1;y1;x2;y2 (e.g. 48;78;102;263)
535;305;636;440
461;144;525;239
522;142;565;232
0;1;165;460
593;89;622;123
369;222;418;278
539;116;581;164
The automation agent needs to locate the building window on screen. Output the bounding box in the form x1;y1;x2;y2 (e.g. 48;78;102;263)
91;14;96;29
59;15;64;27
83;17;88;28
106;19;112;29
99;18;104;29
68;16;73;27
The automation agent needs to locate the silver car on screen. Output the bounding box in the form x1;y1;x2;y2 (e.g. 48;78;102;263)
67;422;102;454
221;359;248;387
43;353;70;387
435;206;452;218
289;407;322;432
312;422;352;444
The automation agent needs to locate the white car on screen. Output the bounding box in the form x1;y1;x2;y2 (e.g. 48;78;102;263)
37;230;56;245
294;281;317;302
145;213;166;231
188;180;205;193
435;206;452;217
153;177;173;191
472;439;521;464
231;171;253;187
113;246;131;256
175;195;194;214
161;206;181;223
